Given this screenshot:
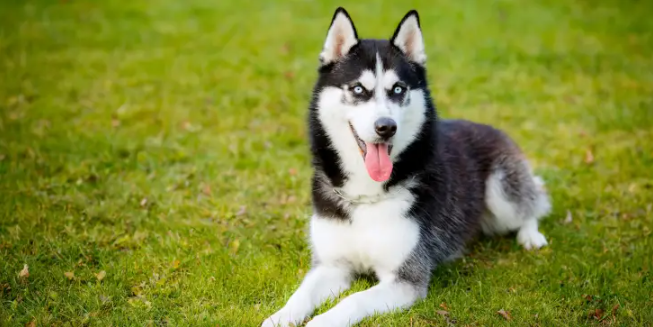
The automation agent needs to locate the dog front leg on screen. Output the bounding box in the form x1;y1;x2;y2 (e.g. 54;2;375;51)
262;265;352;327
305;279;426;327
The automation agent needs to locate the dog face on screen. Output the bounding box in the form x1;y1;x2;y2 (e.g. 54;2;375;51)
313;8;430;183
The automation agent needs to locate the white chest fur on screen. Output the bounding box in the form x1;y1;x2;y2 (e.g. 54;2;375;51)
310;186;420;279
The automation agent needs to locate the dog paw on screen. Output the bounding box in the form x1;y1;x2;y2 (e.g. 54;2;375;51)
262;309;304;327
517;228;548;250
305;314;338;327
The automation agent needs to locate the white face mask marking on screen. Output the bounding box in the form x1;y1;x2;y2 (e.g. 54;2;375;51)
374;53;386;107
317;52;426;184
358;70;375;91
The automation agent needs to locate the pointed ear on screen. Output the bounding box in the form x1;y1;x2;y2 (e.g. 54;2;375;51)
391;10;426;65
320;7;359;65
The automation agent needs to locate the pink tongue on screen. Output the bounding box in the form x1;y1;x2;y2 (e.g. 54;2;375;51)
364;142;393;182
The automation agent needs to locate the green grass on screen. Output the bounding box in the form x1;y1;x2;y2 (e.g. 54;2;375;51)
1;0;652;325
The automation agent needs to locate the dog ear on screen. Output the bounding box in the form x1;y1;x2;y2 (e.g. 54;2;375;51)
320;7;359;65
390;10;426;65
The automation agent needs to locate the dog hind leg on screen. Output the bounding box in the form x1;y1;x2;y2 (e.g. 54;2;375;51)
483;157;551;250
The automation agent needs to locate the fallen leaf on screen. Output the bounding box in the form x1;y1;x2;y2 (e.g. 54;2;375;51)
18;264;29;278
436;310;449;316
590;308;604;320
64;271;75;280
96;271;106;281
583;294;592;302
440;302;449;310
563;210;573;224
281;42;291;55
236;206;246;216
181;121;201;132
584;149;594;164
497;309;512;321
202;184;212;196
611;304;620;317
25;320;35;327
171;260;180;269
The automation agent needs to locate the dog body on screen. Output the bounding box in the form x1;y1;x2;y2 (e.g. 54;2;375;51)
263;8;550;327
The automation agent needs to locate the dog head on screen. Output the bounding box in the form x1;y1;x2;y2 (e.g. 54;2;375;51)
312;8;430;183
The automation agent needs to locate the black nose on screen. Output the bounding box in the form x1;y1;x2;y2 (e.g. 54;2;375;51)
374;117;397;139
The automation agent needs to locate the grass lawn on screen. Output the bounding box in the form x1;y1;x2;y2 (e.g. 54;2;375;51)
1;0;652;325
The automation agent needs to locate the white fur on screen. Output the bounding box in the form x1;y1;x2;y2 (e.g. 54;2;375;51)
311;186;419;275
263;186;421;327
482;171;523;234
358;70;375;90
517;219;548;250
374;53;385;104
321;12;358;64
392;15;426;64
382;70;400;90
306;281;422;327
482;170;550;250
262;266;351;327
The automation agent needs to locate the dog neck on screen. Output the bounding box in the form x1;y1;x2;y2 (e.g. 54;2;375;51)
331;187;391;205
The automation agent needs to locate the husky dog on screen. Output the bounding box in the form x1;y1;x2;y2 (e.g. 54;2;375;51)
262;8;551;327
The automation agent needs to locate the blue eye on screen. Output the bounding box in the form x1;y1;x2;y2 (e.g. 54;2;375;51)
393;86;405;94
353;86;364;94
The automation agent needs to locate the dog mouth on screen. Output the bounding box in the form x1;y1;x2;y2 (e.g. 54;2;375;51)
349;123;394;182
348;123;394;157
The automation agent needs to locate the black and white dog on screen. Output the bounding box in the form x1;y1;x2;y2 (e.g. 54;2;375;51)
263;8;551;327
